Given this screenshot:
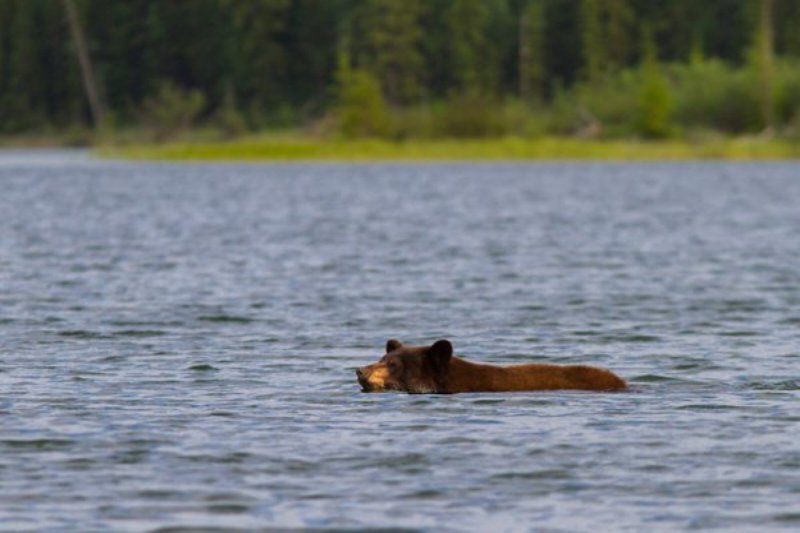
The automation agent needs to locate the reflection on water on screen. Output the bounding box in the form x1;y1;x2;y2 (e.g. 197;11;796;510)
1;152;799;530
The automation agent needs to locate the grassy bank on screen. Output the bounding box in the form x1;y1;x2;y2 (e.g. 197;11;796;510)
97;134;800;161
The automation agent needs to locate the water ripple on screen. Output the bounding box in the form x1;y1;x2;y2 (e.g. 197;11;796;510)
1;156;799;530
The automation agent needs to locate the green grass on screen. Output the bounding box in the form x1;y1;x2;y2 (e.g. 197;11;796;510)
98;134;800;161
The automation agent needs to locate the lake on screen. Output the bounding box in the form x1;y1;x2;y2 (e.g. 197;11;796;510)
1;151;799;531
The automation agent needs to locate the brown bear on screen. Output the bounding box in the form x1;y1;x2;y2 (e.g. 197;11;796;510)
356;339;627;393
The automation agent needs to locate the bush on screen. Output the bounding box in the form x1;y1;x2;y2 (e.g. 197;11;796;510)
327;58;798;141
336;69;390;138
541;58;798;138
774;60;800;129
540;85;588;136
386;106;437;140
671;60;761;134
142;82;206;141
573;71;642;136
434;91;507;138
214;107;247;139
637;61;673;138
212;84;248;139
499;99;547;138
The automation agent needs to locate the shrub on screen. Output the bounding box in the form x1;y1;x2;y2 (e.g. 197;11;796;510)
541;85;588;136
214;107;247;139
386;106;437;140
671;60;761;134
336;69;390;138
142;82;206;141
499;99;547;138
574;71;642;136
213;86;247;139
434;91;507;138
774;60;800;128
637;61;673;138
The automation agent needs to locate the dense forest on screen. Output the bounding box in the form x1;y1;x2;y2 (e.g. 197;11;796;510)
1;0;800;141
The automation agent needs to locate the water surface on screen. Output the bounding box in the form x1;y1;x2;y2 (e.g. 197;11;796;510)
1;152;799;531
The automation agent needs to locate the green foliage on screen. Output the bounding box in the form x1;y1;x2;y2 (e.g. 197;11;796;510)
671;60;761;133
572;70;641;136
637;69;673;138
213;84;247;138
498;99;547;138
226;0;291;116
774;61;800;129
541;85;585;136
142;82;207;141
636;28;673;138
2;0;61;132
446;0;493;92
580;0;604;80
1;0;800;142
580;0;635;80
336;69;390;138
434;91;507;138
353;0;425;104
214;108;247;139
385;106;437;140
518;0;546;101
749;0;777;131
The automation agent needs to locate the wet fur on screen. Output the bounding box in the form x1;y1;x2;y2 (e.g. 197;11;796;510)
356;339;626;394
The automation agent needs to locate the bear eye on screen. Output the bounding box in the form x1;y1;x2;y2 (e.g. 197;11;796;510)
387;360;401;371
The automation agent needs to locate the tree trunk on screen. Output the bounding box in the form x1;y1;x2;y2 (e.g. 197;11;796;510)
63;0;105;129
519;6;531;100
759;0;775;133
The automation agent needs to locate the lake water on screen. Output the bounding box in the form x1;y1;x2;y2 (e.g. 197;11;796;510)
1;151;799;531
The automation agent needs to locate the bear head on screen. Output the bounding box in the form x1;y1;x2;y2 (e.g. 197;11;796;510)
355;339;453;394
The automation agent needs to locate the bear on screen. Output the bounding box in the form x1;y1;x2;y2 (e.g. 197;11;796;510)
355;339;627;394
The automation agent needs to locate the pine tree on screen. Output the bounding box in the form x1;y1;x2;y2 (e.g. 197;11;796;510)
356;0;424;105
777;0;800;57
519;0;547;101
5;0;46;130
226;0;291;123
581;0;634;80
283;0;346;109
580;0;606;81
446;0;492;93
605;0;634;68
755;0;776;132
637;26;672;138
0;1;13;121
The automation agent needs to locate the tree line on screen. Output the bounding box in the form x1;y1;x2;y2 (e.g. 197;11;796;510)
1;0;799;139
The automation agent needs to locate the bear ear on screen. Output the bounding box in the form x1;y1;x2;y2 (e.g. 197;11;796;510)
427;339;453;374
386;339;403;353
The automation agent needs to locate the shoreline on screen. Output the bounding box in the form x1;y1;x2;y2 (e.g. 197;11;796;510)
4;134;800;162
97;135;800;162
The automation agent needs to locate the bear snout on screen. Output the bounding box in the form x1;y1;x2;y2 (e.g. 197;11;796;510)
355;367;371;390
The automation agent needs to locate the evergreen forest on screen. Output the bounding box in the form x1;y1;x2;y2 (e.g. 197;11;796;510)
1;0;800;143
